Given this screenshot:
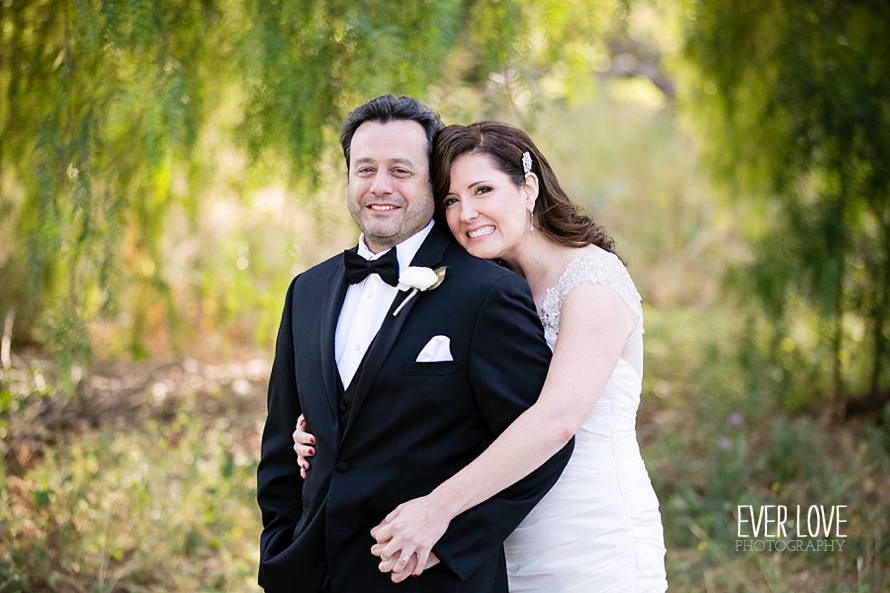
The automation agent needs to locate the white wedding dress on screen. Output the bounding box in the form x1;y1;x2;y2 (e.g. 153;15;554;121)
504;250;668;592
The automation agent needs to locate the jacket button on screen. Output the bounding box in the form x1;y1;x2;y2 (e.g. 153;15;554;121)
336;461;348;473
339;403;348;414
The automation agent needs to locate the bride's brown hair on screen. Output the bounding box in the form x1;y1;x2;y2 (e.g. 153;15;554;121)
433;122;621;261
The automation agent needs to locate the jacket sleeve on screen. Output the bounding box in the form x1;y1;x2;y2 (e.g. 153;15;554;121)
432;273;574;580
256;277;303;587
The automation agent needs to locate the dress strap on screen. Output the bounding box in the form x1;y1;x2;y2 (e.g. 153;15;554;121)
540;250;642;340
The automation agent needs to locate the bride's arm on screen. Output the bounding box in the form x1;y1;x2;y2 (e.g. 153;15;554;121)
372;282;638;577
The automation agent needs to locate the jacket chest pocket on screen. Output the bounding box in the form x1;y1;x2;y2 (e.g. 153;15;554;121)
402;361;459;376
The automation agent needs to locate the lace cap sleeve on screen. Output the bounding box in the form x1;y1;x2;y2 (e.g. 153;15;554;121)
540;250;642;341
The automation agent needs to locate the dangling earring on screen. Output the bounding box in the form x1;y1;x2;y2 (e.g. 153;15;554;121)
522;152;536;235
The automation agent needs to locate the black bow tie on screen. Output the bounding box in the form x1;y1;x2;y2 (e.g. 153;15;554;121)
343;247;400;287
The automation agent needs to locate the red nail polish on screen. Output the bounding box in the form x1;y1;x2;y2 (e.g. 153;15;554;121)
309;437;316;445
308;448;315;456
412;574;418;579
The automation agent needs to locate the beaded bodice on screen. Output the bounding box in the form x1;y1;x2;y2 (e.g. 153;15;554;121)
540;249;642;343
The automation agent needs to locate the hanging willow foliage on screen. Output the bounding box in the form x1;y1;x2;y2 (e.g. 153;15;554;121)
1;0;228;381
0;0;613;380
685;0;890;406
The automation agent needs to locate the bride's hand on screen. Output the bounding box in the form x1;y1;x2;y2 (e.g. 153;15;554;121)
292;414;316;479
369;496;451;578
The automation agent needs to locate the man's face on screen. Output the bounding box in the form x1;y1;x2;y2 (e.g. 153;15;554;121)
347;120;435;253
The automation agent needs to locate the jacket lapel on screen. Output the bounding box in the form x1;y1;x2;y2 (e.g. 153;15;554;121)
340;225;452;442
320;253;349;419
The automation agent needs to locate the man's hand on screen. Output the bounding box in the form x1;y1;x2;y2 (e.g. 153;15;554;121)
370;544;440;583
368;495;452;580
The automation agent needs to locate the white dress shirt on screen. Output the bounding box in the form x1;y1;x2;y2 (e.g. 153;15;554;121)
335;220;434;388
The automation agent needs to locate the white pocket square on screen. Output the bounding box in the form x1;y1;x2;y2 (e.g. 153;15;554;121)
415;335;453;363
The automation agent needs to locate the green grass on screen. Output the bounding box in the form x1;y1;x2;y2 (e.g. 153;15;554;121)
0;358;264;592
641;306;890;592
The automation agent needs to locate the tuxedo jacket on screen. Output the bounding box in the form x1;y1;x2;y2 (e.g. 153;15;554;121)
257;223;573;593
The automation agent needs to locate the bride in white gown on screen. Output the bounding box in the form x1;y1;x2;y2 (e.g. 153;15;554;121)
504;249;665;592
296;122;667;592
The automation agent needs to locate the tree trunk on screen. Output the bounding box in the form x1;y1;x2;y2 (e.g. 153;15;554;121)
869;201;890;400
831;186;847;403
832;268;844;402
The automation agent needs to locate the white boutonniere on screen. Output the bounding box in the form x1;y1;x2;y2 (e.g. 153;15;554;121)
392;266;448;316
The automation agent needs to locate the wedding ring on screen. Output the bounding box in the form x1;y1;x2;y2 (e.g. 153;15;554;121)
400;554;411;563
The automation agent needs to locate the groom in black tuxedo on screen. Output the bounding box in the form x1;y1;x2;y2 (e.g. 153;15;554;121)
256;95;572;593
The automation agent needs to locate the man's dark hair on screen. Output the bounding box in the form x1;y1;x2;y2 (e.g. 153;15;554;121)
340;95;444;172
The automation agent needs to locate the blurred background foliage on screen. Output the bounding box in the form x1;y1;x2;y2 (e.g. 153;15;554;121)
687;0;890;410
1;0;889;591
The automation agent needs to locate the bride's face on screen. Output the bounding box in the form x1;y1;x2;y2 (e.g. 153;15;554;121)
443;153;537;261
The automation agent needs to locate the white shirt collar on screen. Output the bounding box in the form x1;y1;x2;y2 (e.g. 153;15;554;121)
357;219;434;273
